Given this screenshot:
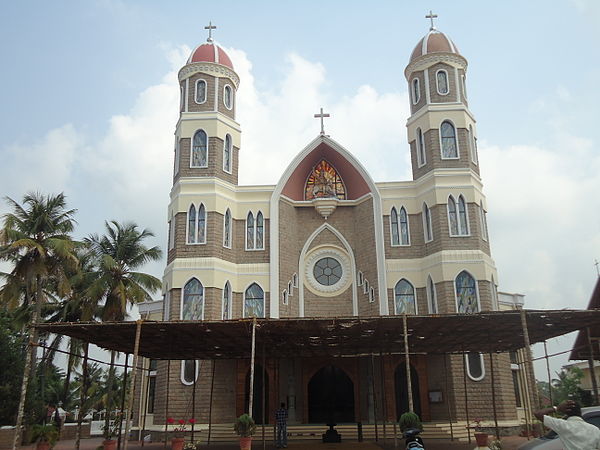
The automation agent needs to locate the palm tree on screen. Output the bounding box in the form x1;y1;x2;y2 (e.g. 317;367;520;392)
85;221;162;438
0;192;78;449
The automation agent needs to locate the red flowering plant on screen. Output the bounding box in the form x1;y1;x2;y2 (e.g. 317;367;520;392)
167;417;196;437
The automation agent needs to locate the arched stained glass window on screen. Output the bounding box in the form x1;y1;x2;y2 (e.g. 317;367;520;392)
224;209;232;248
224;85;233;109
244;283;264;318
188;205;197;244
191;130;208;167
440;121;458;159
222;281;231;320
223;134;232;173
427;275;437;314
455;270;479;314
394;279;416;315
195;79;207;104
246;212;254;249
436;70;449;95
390;207;400;246
417;128;426;166
399;207;410;245
182;278;204;320
305;160;346;200
256;212;264;249
448;196;458;236
197;204;206;243
423;203;433;242
458;195;468;235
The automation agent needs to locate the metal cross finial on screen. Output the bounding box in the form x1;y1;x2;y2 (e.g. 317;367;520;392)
314;107;330;135
425;10;438;31
205;21;217;42
595;259;600;277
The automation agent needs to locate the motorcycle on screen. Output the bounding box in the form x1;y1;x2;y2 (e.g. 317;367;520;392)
403;427;425;449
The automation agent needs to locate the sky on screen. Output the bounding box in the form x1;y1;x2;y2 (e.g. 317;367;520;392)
1;0;599;380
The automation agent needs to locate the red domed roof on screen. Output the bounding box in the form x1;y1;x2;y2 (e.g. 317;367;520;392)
187;42;234;70
409;29;460;63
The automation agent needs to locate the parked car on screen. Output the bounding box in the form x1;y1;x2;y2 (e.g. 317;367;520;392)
517;406;600;449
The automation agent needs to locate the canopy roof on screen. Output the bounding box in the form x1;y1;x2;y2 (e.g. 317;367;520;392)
36;309;600;360
570;278;600;360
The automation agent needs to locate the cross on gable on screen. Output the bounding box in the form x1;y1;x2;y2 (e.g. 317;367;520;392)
425;10;438;30
314;107;330;135
205;21;217;42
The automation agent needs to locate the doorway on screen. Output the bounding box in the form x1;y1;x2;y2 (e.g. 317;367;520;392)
308;365;355;423
394;363;421;420
245;365;269;424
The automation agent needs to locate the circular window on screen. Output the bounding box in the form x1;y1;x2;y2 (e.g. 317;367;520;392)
313;257;343;286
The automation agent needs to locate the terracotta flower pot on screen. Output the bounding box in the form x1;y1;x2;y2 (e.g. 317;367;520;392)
474;432;488;447
239;436;252;450
103;439;117;450
36;442;51;450
171;437;185;450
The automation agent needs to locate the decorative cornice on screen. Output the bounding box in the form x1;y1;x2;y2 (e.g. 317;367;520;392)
178;62;240;88
404;53;468;80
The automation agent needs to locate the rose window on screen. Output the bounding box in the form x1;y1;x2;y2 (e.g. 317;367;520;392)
313;257;343;286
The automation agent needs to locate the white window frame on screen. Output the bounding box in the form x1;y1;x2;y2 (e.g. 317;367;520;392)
222;281;232;320
411;78;420;104
223;84;233;110
390;207;401;247
168;213;175;250
416;128;426;167
422;203;433;243
223;133;233;174
399;206;411;246
363;279;369;295
426;275;437;314
174;137;180;175
369;287;375;303
180;360;199;385
447;195;470;237
465;353;485;381
292;273;298;288
288;281;293;297
479;203;488;241
462;74;467;99
439;120;460;160
453;269;482;314
223;208;232;249
190;129;209;168
180;85;184;111
358;271;364;286
194;78;207;104
245;210;264;251
163;287;170;321
282;289;288;305
469;125;478;165
186;203;207;245
393;278;418;315
435;69;450;96
180;277;205;320
242;282;265;318
491;276;499;311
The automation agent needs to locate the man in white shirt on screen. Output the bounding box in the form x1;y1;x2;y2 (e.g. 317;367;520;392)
534;400;600;450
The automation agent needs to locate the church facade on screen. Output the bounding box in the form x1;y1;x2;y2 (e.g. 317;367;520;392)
137;21;530;429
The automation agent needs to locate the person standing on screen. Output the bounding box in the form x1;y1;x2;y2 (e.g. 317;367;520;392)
275;402;288;448
534;399;600;450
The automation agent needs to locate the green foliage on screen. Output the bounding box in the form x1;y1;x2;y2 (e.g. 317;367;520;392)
31;423;59;446
551;366;593;406
0;311;25;425
233;414;256;437
398;411;422;432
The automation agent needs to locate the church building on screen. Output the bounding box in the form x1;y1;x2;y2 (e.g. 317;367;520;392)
137;16;530;432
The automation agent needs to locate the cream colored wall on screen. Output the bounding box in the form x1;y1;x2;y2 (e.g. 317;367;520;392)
177;113;242;148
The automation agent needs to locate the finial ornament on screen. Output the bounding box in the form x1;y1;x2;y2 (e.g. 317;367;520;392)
425;10;438;31
595;259;600;277
205;21;217;42
314;107;331;136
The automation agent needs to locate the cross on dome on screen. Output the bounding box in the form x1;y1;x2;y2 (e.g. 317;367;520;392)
425;10;438;31
314;107;330;136
205;21;217;42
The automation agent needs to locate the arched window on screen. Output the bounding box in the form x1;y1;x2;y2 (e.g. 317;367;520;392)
394;279;416;315
440;121;458;159
168;213;175;250
412;78;420;104
223;134;232;173
292;273;298;288
187;204;197;244
448;196;458;236
426;275;437;314
163;287;170;321
436;70;449;95
364;279;369;295
455;270;479;314
180;85;185;111
181;360;198;385
305;160;346;200
288;281;293;297
466;353;485;381
469;125;478;164
282;289;288;305
491;276;499;311
358;271;364;286
479;203;488;241
244;283;264;318
222;281;231;320
457;195;469;235
246;212;254;250
422;203;433;242
416;128;426;166
223;85;233;109
390;207;400;246
245;211;265;250
197;204;206;243
399;207;410;245
182;278;204;320
191;130;208;168
369;287;375;303
462;75;468;99
174;138;180;175
223;209;232;248
195;79;207;104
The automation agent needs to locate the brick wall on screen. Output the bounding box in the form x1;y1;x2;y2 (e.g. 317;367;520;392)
174;136;239;185
409;70;427;115
427;62;458;104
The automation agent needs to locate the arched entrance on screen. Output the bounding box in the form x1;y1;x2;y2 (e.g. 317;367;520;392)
308;365;355;423
245;365;269;424
394;363;421;420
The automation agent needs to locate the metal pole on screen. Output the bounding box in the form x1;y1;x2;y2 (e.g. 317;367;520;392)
207;361;216;445
443;354;454;441
370;354;379;442
141;364;150;447
543;342;553;406
402;315;414;412
262;341;266;450
462;353;471;444
191;364;197;442
379;351;387;443
489;353;500;441
520;309;540;408
75;343;89;450
587;328;599;405
164;360;171;449
123;320;143;450
249;318;257;417
117;354;130;450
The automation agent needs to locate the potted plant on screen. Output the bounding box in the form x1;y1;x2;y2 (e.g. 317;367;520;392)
488;439;502;450
31;424;59;450
101;414;121;450
233;414;256;450
398;411;422;432
183;443;198;450
471;418;488;447
167;417;195;450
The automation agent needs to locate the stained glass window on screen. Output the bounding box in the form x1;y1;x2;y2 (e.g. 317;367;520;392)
246;212;254;249
195;79;207;103
305;160;346;201
188;205;196;243
313;257;342;286
192;130;208;167
197;204;206;243
427;275;437;314
244;283;264;318
399;207;410;245
441;121;458;158
423;203;433;242
182;278;204;320
390;207;400;246
223;134;232;172
437;70;449;95
458;196;468;235
412;78;420;104
222;281;231;320
448;196;458;235
455;271;479;314
417;128;426;166
394;279;416;315
224;209;232;248
256;212;264;249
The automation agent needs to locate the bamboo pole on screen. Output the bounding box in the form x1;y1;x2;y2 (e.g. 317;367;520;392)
249;318;257;417
489;353;500;441
443;354;454;441
262;341;266;450
164;361;170;449
462;353;471;444
544;342;553;407
123;320;143;450
379;350;387;443
191;364;197;442
587;328;599;405
207;361;216;445
75;343;89;450
402;314;414;412
370;354;379;442
117;354;129;450
520;309;536;437
140;364;150;446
